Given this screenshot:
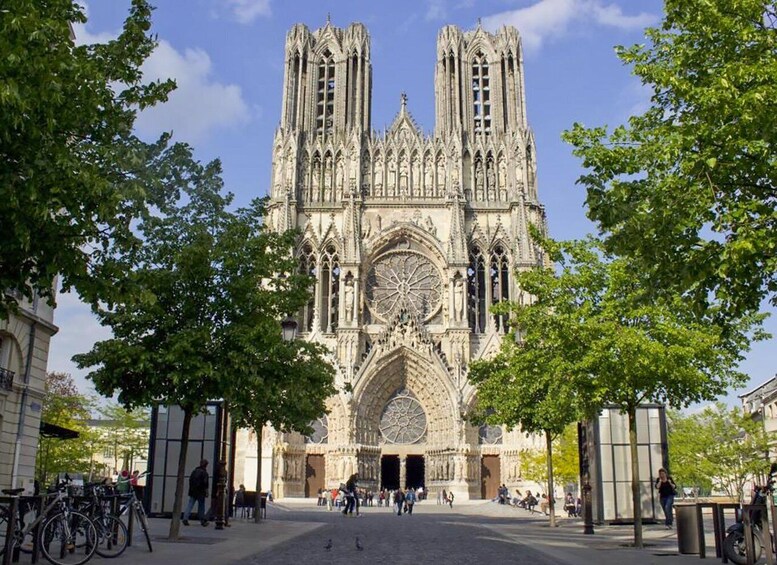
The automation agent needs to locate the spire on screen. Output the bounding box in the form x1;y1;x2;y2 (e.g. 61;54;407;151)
447;184;467;263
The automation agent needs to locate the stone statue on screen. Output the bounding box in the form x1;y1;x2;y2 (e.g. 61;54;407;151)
475;161;484;199
487;165;496;200
344;278;354;322
388;159;397;196
424;159;433;195
311;158;321;201
336;156;345;195
454;279;464;321
324;154;333;201
424;215;437;237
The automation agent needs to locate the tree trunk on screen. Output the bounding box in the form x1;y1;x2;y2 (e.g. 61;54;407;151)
254;427;263;523
545;429;557;528
628;405;643;548
169;408;193;540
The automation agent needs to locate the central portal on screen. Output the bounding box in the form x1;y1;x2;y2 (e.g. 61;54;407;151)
381;455;400;490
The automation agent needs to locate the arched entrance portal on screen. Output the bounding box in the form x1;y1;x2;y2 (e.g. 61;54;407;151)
352;322;459;492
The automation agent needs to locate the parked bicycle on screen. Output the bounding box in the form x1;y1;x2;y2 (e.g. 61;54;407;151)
74;480;129;558
0;479;97;565
116;471;152;553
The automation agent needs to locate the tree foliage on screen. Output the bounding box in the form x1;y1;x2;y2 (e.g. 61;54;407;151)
73;147;327;538
36;372;97;485
520;424;580;494
563;0;777;316
0;0;178;317
484;233;762;546
96;403;149;475
668;404;774;501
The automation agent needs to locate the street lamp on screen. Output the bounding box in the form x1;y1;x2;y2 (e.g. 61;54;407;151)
281;316;298;343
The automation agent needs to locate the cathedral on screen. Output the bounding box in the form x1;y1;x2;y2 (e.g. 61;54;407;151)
238;18;550;500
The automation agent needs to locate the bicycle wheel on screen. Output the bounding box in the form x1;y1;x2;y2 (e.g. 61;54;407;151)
93;514;128;558
0;505;26;557
134;503;153;552
39;511;97;565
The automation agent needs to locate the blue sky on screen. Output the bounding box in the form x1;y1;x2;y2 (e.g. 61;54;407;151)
49;0;776;403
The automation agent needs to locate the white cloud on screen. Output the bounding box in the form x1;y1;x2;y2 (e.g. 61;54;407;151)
134;40;251;143
71;2;250;144
226;0;272;24
482;0;657;53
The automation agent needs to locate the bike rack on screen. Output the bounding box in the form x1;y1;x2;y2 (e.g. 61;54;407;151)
741;503;775;565
1;496;18;565
693;502;723;558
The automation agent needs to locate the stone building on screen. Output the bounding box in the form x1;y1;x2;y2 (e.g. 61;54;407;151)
252;19;550;500
0;291;58;490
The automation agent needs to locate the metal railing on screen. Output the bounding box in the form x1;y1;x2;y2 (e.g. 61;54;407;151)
0;367;14;391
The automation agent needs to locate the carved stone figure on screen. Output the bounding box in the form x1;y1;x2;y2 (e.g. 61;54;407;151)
454;278;464;321
487;165;496;201
336;156;345;195
475;161;484;199
311;158;321;201
424;215;437;237
344;278;354;322
388;159;397;196
374;159;384;196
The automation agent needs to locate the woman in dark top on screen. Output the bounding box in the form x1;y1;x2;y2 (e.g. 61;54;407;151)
655;467;677;528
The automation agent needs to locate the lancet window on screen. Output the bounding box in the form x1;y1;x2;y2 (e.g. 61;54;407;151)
320;244;340;333
298;243;317;332
490;244;510;331
467;245;487;333
316;50;336;137
472;52;491;135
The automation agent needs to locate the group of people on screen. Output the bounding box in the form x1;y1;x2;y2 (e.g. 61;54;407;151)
182;458;232;527
435;489;455;507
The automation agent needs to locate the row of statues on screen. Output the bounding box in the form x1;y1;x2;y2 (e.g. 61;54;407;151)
274;153;528;203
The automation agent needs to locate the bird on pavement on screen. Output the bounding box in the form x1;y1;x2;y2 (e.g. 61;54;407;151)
324;539;333;551
355;537;363;551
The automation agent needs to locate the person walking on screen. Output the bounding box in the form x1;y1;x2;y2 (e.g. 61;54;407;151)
405;487;417;515
655;468;677;529
395;488;405;516
183;459;210;526
447;491;455;509
343;473;358;516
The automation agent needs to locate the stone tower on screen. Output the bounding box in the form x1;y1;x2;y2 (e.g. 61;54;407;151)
253;19;549;500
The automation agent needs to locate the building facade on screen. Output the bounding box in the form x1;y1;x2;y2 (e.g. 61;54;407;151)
740;375;777;459
256;20;549;500
0;291;58;490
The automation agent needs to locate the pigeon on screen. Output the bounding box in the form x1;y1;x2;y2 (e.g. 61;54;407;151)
355;537;363;551
324;539;333;551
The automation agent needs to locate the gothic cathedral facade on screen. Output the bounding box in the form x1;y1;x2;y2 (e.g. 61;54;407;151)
257;19;549;500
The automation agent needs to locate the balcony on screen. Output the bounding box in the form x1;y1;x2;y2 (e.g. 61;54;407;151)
0;367;14;391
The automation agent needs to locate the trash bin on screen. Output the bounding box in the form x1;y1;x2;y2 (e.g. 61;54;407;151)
676;504;700;554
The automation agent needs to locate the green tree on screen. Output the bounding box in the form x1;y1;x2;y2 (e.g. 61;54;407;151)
563;0;777;316
96;403;149;475
36;372;97;485
227;337;335;522
0;0;177;317
73;148;315;539
470;293;591;527
669;404;773;501
490;234;762;547
519;428;580;495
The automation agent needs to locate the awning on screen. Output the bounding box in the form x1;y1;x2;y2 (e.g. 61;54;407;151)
40;421;79;440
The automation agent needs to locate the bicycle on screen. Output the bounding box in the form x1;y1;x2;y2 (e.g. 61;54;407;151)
116;471;152;553
74;481;128;558
0;482;97;565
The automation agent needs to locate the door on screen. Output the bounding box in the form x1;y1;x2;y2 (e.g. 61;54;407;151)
305;454;325;498
381;455;400;490
481;455;500;499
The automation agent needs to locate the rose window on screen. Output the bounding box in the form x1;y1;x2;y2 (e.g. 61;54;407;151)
305;415;329;444
366;250;442;322
380;388;427;444
478;424;503;445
